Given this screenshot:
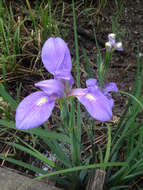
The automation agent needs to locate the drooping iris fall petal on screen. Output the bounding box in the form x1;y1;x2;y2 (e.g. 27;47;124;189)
77;89;113;121
15;91;55;129
114;42;123;51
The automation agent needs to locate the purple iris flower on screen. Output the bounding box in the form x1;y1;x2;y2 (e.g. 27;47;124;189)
15;37;118;130
16;37;73;130
68;79;118;122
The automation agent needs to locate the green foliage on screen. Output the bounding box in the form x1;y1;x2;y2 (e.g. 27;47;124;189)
0;0;65;84
112;0;127;37
104;54;143;189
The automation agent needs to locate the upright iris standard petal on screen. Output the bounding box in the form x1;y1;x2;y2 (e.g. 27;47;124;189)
103;82;118;108
86;78;98;88
35;79;64;97
55;73;74;90
41;37;72;76
15;91;55;129
108;33;116;44
77;89;113;121
86;78;99;94
103;82;118;95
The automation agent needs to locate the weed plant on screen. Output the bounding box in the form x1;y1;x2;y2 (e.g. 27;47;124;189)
0;0;143;190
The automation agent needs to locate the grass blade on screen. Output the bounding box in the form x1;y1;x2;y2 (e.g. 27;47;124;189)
0;84;17;109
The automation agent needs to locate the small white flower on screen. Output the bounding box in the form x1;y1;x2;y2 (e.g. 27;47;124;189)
105;33;123;51
139;53;143;57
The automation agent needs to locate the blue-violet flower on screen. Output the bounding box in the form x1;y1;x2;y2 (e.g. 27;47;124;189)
15;37;118;129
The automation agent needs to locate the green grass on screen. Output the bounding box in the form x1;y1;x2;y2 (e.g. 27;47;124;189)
111;0;127;38
0;0;65;84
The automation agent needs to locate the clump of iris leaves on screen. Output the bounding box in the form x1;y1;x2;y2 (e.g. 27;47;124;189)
0;0;143;190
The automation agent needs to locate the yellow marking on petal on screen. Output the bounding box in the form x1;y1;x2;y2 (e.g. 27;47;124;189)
86;94;96;101
37;97;48;106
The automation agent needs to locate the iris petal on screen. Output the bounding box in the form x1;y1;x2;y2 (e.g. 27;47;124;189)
35;79;64;97
86;78;98;88
108;33;116;45
78;90;113;121
114;42;123;51
68;88;87;97
15;91;55;129
41;37;72;76
55;73;74;89
103;82;118;95
86;78;99;94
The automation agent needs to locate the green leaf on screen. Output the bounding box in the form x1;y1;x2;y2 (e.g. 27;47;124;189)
5;141;59;169
0;120;70;142
0;83;17;109
19;161;128;189
104;124;111;169
0;154;46;174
